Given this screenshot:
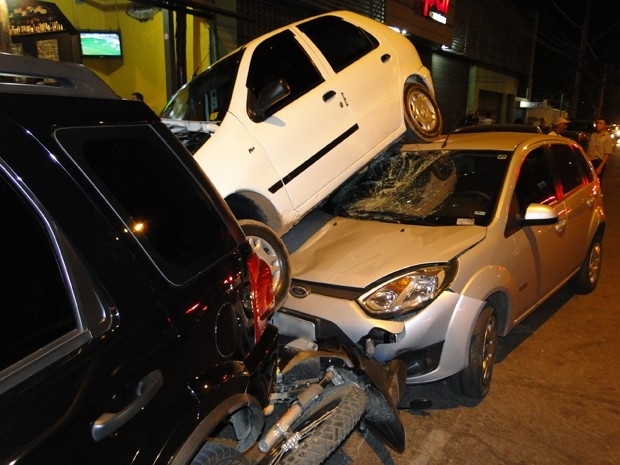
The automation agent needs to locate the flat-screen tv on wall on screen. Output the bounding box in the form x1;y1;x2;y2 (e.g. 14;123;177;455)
79;30;122;58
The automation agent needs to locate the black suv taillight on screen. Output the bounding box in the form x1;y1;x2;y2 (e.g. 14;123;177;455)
247;253;275;342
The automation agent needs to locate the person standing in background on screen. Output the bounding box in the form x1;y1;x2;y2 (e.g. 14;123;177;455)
548;117;569;136
539;117;551;133
131;92;144;102
480;112;493;124
587;117;614;179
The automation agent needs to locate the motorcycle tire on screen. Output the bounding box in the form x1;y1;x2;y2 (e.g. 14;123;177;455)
258;383;366;465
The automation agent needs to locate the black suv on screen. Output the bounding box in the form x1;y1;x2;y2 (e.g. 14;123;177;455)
0;54;278;464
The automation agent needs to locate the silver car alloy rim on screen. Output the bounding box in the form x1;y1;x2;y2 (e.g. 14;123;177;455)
482;314;498;384
588;242;602;285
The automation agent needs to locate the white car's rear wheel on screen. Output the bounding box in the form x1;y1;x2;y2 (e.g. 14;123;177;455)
239;219;291;311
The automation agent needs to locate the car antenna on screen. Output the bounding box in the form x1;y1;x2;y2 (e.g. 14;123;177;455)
441;112;468;149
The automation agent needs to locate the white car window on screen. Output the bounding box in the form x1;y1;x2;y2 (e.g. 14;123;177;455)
246;30;324;120
297;15;379;73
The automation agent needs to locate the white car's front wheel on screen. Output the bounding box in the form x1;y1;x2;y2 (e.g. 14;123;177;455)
403;82;443;143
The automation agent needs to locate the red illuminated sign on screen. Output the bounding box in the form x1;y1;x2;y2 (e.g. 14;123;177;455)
424;0;450;16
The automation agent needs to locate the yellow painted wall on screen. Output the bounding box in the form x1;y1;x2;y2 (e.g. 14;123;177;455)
51;0;213;113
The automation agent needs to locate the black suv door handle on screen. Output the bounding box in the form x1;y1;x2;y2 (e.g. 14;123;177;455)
91;369;163;441
323;90;336;102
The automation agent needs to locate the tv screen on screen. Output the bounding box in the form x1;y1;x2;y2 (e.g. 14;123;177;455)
79;31;122;58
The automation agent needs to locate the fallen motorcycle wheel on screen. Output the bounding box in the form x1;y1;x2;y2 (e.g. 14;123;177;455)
258;383;366;465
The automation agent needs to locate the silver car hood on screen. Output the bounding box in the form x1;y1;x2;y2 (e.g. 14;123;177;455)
290;217;486;288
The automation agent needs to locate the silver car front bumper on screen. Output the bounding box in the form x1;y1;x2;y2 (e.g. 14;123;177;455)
275;291;486;384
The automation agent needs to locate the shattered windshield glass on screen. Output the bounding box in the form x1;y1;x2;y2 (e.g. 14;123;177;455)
324;148;511;226
160;48;244;122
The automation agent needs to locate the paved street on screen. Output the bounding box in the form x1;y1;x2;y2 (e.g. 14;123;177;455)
326;144;620;465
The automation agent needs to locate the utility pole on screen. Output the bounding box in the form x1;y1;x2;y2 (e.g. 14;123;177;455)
1;0;11;53
597;47;609;117
570;0;592;118
526;9;539;101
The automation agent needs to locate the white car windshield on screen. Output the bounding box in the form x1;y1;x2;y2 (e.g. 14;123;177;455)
161;49;244;122
325;148;511;227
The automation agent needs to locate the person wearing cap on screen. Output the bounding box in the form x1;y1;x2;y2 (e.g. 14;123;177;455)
548;117;569;136
587;117;614;179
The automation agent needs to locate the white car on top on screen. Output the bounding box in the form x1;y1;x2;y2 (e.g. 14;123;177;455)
161;10;443;309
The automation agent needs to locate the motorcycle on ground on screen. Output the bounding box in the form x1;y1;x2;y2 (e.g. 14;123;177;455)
251;336;408;465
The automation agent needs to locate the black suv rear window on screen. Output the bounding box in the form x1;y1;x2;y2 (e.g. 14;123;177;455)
55;125;237;284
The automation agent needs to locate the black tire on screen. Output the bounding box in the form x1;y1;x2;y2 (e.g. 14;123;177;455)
403;82;443;143
570;235;603;294
259;383;366;465
239;219;291;311
450;303;498;400
191;442;249;465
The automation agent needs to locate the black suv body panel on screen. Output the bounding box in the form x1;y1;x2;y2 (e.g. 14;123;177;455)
0;63;277;464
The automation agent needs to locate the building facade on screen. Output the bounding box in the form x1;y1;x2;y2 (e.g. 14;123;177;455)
6;0;538;125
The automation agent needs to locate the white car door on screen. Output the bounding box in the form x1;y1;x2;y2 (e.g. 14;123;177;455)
295;15;402;153
241;29;364;210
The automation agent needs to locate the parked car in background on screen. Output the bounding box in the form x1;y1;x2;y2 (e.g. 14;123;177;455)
564;119;595;150
276;129;605;401
0;53;278;464
161;10;443;310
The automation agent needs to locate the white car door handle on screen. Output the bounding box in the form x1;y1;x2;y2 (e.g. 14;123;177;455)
322;90;336;102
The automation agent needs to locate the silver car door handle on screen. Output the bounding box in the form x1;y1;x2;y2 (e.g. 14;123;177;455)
91;369;163;441
555;218;567;233
586;197;595;208
322;90;336;102
381;53;391;63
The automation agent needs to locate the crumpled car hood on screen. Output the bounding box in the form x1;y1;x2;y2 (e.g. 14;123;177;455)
290;216;486;288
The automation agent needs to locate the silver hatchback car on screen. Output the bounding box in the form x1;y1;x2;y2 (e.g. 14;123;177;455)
275;130;605;400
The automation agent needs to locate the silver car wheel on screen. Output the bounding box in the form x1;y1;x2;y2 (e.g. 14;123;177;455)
481;313;498;386
570;235;603;294
450;304;498;400
587;241;602;286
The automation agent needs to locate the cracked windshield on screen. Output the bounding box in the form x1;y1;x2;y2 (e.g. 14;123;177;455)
325;148;511;226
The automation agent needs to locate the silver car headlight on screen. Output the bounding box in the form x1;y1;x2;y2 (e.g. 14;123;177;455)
358;263;456;318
